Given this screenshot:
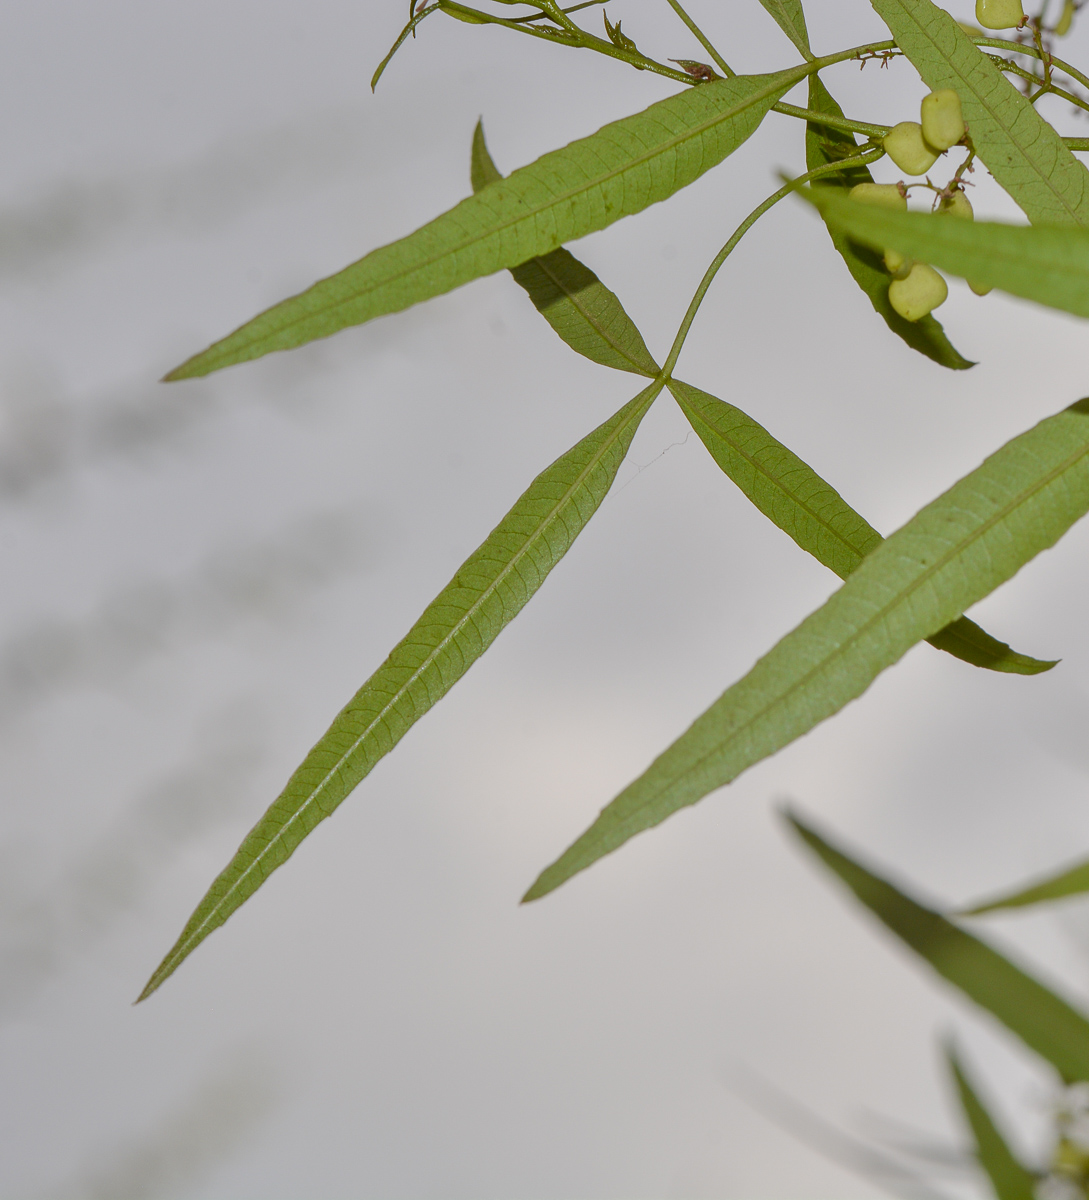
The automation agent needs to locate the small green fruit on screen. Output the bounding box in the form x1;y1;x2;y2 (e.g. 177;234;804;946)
883;248;913;278
889;263;948;321
920;89;965;151
883;122;939;175
849;184;910;277
848;182;907;210
940;190;991;294
975;0;1024;29
940;189;974;220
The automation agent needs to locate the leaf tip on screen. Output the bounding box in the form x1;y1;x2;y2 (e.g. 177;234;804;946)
161;356;203;383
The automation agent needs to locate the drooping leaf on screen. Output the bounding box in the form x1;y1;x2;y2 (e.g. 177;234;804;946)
759;0;814;59
166;68;804;380
670;380;1054;675
870;0;1089;226
804;74;972;370
945;1045;1038;1200
470;122;660;377
962;856;1089;916
139;384;660;999
805;187;1089;319
785;811;1089;1084
524;399;1089;902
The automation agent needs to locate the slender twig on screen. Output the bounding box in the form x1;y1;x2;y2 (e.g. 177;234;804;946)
775;102;889;138
507;0;607;23
436;0;697;83
984;53;1089;113
663;0;736;77
658;147;886;381
971;34;1089;92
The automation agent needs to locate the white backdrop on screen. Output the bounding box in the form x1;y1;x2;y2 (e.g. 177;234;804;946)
2;1;1089;1196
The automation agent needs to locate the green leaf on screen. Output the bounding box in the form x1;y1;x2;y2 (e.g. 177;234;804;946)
759;0;814;59
669;379;1054;675
962;856;1089;916
139;384;660;999
166;68;803;380
946;1046;1038;1200
870;0;1089;226
524;398;1089;903
785;811;1089;1084
804;74;972;371
470;122;660;377
805;187;1089;319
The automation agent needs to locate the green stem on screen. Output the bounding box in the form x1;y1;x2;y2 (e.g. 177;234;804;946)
985;52;1089;113
658;149;885;381
438;0;696;83
663;0;736;76
971;34;1089;93
774;102;889;138
508;0;607;22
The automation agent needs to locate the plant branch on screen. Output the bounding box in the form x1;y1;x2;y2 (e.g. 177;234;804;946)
971;34;1089;93
658;149;886;381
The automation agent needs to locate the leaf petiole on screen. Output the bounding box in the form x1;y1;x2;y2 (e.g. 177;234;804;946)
658;147;886;381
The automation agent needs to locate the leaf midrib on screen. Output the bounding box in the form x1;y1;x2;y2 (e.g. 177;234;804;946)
154;389;656;977
213;70;803;357
607;435;1089;831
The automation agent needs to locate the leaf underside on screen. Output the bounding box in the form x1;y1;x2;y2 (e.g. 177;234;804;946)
139;384;658;999
805;74;972;370
525;399;1089;902
166;67;802;379
945;1046;1038;1200
758;0;814;59
669;381;1054;675
787;811;1089;1084
470;121;660;377
870;0;1089;226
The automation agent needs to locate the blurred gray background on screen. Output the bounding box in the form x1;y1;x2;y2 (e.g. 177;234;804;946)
2;1;1089;1196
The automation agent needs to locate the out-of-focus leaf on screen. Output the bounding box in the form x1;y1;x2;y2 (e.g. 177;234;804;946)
670;380;1054;675
140;384;660;999
804;74;972;370
785;811;1089;1084
946;1046;1038;1200
962;856;1089;916
524;399;1089;902
759;0;814;58
166;68;803;379
870;0;1089;226
805;187;1089;318
470;122;659;377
